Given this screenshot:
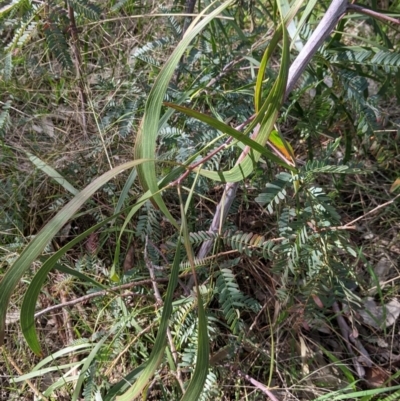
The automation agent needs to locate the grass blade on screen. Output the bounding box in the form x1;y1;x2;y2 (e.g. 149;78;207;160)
25;150;79;196
178;180;210;401
134;0;233;226
115;241;182;400
0;159;148;346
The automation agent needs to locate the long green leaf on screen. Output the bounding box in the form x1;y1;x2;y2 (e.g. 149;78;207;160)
0;159;148;346
104;365;145;401
178;181;209;401
21;257;106;354
25;151;80;195
115;241;182;400
20;207;130;354
181;293;209;401
255;26;283;113
313;384;400;401
134;0;234;227
165;22;290;183
71;334;108;401
164;103;296;175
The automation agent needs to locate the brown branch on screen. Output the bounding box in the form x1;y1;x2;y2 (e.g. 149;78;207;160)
30;279;169;321
343;193;400;228
286;0;349;95
236;369;280;401
333;301;372;379
347;3;400;25
4;350;51;401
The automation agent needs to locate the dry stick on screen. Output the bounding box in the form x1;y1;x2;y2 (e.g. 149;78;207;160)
182;0;197;36
236;369;280;401
197;0;350;261
30;279;167;321
332;302;372;379
4;350;51;401
343;193;400;228
26;226;361;324
347;3;400;25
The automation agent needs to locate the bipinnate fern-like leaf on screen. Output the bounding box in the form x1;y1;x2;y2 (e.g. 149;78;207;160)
110;0;129;12
1;52;13;81
179;257;213;271
186;229;276;259
333;47;400;71
216;262;260;334
130;37;174;68
82;363;97;401
199;371;218;401
172;296;197;348
371;50;400;70
67;0;101;20
119;99;138;138
189;231;219;245
0;101;11;136
303;160;365;175
5;20;37;51
380;389;400;401
332;48;372;65
307;186;341;223
255;171;292;213
337;70;379;135
160;5;182;38
135;201;162;242
223;230;275;258
44;21;73;69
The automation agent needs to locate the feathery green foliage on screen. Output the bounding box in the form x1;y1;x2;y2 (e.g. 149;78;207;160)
2;0;400;400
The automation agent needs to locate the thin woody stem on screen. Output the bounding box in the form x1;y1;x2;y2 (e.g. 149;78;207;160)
197;0;350;261
347;3;400;25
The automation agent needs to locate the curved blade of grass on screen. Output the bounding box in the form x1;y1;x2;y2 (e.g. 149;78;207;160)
280;0;307;52
114;168;137;216
268;129;295;163
134;0;233;227
0;159;148;346
13;361;84;382
36;343;94;368
71;334;108;401
110;162;190;282
20;207;128;354
255;26;283;113
21;258;106;354
178;181;210;401
181;293;208;401
319;346;356;389
115;241;182;401
112;146;214;281
25;150;79;196
255;0;306;112
164;26;291;182
289;0;318;50
104;365;145;401
313;384;400;401
210;21;290;181
164;103;296;174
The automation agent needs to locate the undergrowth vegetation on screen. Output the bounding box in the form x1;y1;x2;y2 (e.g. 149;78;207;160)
1;0;400;400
